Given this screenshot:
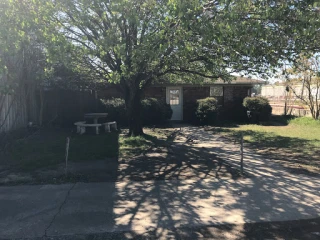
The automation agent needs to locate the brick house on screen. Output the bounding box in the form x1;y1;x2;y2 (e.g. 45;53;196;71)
99;77;265;122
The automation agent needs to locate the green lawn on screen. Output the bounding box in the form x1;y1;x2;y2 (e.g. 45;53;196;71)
2;117;319;177
217;117;320;173
1;129;119;171
1;127;171;172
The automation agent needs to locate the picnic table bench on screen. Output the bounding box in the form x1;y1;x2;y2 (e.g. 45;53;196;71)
74;121;117;135
103;121;117;132
74;121;101;135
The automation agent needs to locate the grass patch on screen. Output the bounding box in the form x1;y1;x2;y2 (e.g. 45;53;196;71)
119;135;154;158
217;116;320;173
69;132;119;161
289;116;320;126
1;129;119;171
119;128;172;158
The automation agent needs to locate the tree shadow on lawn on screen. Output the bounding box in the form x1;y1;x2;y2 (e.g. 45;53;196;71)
215;115;295;128
258;115;297;126
111;130;320;239
117;132;242;182
215;128;320;176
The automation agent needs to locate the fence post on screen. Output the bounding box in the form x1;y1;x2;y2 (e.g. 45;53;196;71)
65;137;70;176
240;133;244;174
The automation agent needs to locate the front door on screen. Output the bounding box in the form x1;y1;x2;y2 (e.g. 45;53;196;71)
166;87;183;120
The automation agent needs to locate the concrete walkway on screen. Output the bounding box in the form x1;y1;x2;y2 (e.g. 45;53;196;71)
0;126;319;239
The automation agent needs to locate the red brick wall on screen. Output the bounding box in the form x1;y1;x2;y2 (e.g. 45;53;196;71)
98;86;166;101
224;86;234;103
144;87;166;100
222;86;251;121
234;86;251;98
224;86;250;105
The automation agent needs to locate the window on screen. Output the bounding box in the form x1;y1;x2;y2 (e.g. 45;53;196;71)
169;89;180;105
210;86;223;97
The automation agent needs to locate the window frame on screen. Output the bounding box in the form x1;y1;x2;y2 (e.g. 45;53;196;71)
210;86;224;97
169;89;180;105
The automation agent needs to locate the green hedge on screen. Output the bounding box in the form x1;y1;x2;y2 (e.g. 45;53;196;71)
141;98;172;125
243;96;272;122
101;98;172;126
195;97;219;125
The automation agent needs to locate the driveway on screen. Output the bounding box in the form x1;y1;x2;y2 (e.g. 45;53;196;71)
0;126;319;239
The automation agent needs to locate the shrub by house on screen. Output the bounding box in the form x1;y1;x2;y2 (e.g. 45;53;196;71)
195;97;219;125
243;96;272;122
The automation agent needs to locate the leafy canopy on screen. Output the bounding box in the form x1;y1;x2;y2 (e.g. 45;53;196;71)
29;0;320;88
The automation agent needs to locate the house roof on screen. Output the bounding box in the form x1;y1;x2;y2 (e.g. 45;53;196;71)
212;77;266;85
158;76;266;86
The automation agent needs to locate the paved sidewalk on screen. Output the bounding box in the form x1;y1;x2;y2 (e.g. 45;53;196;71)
0;127;319;239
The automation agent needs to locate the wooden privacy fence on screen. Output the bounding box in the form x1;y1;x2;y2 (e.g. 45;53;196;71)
0;93;28;133
0;88;105;133
0;85;40;133
42;89;103;127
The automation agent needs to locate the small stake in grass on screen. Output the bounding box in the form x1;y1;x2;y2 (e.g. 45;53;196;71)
240;133;244;175
65;137;70;176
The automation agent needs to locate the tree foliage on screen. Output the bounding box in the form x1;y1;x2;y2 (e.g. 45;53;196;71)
2;0;320;135
0;0;47;90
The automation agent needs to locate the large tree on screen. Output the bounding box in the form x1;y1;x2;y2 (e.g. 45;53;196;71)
7;0;320;136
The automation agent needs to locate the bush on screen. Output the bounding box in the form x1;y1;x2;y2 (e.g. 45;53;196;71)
100;98;127;126
101;98;172;126
243;96;272;122
141;98;172;125
195;97;219;125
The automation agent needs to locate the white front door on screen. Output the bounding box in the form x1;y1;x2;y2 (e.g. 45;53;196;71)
166;87;183;121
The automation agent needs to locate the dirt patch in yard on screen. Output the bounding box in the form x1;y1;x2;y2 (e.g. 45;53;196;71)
117;129;246;182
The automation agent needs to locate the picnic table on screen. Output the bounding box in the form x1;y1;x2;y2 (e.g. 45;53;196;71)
84;113;108;124
74;113;117;135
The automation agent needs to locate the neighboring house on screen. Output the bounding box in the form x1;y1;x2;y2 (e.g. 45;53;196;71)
100;77;265;122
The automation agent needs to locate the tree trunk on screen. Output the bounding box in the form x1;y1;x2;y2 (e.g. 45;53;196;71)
284;92;288;116
125;87;144;136
312;107;319;120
